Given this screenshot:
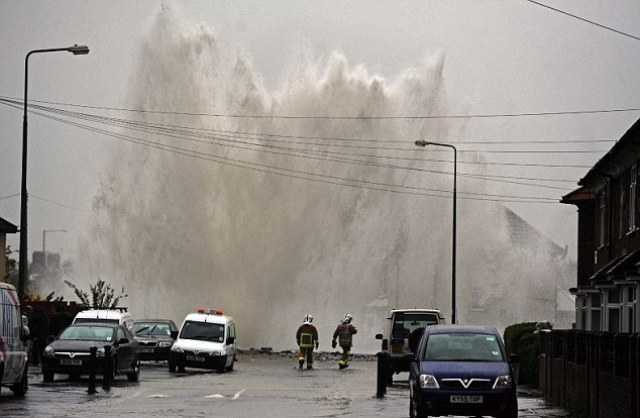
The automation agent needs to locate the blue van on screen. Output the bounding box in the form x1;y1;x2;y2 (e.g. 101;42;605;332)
409;324;518;418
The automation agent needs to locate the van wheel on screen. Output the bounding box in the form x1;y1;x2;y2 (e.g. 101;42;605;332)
217;356;227;373
226;355;236;372
11;368;28;396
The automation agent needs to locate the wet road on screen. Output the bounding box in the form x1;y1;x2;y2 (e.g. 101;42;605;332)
1;352;568;417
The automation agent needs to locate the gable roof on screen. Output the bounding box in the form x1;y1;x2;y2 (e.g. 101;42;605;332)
578;117;640;186
0;217;18;234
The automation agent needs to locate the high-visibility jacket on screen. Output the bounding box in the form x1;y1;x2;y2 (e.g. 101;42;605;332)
333;323;357;347
296;323;318;348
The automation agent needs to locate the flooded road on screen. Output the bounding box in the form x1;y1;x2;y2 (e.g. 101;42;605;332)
1;352;568;417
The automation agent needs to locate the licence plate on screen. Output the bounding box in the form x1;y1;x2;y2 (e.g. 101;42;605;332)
391;344;404;354
450;395;483;404
186;355;205;362
61;359;83;366
139;348;154;353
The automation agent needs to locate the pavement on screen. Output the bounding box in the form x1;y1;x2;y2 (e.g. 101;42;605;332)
516;385;571;417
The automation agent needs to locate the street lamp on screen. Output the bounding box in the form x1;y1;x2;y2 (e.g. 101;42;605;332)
414;140;457;324
17;45;89;303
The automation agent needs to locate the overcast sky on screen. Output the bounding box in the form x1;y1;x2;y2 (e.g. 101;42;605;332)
1;0;639;260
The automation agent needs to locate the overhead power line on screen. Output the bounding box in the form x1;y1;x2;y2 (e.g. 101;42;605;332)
0;99;561;204
0;98;580;190
3;95;640;120
525;0;640;41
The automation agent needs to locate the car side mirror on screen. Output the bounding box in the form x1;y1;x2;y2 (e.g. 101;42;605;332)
375;333;383;340
171;330;179;339
227;336;235;345
509;353;521;363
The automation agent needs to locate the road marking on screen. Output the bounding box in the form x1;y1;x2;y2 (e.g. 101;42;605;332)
149;394;170;398
205;389;246;399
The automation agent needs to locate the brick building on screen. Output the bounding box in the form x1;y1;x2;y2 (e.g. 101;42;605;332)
561;117;640;333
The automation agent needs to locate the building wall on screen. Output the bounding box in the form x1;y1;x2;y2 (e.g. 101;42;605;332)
1;233;6;282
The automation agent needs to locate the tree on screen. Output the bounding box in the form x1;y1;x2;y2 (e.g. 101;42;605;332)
4;245;18;287
64;278;128;309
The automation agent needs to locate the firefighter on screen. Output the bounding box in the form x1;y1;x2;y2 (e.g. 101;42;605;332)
296;313;319;369
331;313;357;369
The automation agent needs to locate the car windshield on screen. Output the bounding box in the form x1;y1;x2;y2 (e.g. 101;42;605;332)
392;313;440;339
424;333;504;362
135;322;172;336
59;326;115;342
180;321;225;342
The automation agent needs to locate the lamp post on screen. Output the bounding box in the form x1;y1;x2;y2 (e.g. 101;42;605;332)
18;45;89;304
414;140;457;324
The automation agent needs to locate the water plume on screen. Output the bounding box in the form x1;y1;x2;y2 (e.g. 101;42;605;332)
73;7;574;352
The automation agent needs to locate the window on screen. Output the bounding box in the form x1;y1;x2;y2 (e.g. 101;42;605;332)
630;165;637;231
576;296;587;330
599;192;607;247
620;180;625;238
607;289;621;332
623;287;636;333
590;293;602;331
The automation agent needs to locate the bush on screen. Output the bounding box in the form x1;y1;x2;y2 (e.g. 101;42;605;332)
504;322;539;385
503;322;537;355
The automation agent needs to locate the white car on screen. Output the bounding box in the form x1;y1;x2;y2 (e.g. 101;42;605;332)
170;308;237;373
0;283;29;397
376;308;445;384
72;308;134;332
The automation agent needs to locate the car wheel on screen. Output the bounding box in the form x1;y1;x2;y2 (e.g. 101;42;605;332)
11;367;28;396
43;370;54;382
498;399;518;418
410;387;428;418
127;358;140;382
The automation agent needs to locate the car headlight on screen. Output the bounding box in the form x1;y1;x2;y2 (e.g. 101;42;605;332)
493;375;514;389
96;347;106;357
209;349;222;356
44;346;55;356
158;341;172;348
419;374;440;389
171;345;183;353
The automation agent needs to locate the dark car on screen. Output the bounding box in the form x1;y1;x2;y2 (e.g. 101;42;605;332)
409;325;519;418
41;323;140;382
133;319;178;361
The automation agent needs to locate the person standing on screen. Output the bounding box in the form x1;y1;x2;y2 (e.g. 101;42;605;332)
332;313;357;369
30;305;49;366
296;313;319;370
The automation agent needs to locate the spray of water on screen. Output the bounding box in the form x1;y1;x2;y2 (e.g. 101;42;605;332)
73;7;574;352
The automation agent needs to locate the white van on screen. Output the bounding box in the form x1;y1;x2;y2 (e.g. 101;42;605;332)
0;283;29;397
169;308;236;373
72;308;134;332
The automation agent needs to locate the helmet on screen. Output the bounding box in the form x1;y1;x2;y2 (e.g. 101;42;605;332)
303;313;313;323
342;313;353;323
